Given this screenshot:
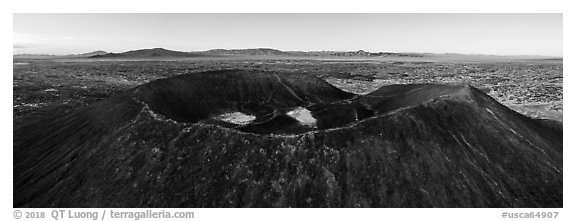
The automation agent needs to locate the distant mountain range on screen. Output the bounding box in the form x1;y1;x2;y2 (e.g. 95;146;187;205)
91;48;208;58
89;48;427;58
13;48;562;60
203;48;291;56
202;48;429;57
288;50;427;57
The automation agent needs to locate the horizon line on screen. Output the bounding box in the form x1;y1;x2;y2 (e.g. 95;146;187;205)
12;47;563;58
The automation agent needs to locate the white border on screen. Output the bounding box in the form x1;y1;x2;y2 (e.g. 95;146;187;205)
3;1;573;221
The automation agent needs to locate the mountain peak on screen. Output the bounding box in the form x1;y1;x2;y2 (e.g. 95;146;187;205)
90;48;210;59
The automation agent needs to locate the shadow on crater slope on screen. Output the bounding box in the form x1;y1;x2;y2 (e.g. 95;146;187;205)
14;69;562;207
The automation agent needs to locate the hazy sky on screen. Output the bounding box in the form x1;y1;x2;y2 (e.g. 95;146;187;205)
13;13;562;56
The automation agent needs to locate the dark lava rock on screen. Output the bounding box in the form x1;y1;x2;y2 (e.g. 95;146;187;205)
14;70;562;207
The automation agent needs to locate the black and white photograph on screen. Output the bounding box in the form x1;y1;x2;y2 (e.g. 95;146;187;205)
5;1;574;220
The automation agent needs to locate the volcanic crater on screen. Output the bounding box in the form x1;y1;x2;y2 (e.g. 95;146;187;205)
132;70;375;135
14;69;562;208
